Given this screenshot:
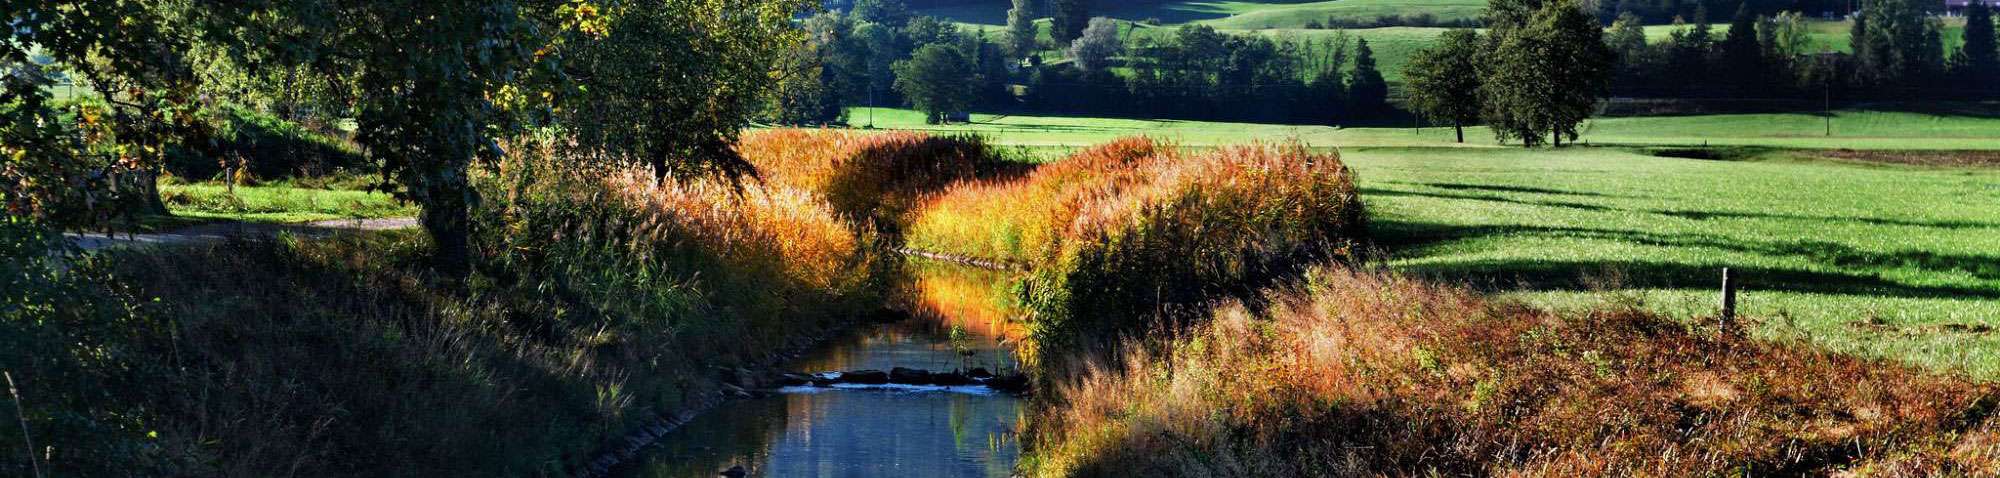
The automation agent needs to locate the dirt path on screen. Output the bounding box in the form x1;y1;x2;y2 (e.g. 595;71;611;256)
65;217;419;251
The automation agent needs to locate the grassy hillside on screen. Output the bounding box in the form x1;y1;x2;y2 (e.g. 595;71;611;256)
845;106;2000;150
917;0;1483;29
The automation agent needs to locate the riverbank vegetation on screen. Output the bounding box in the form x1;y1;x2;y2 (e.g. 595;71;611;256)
1026;265;2000;476
900;136;1368;364
0;144;898;474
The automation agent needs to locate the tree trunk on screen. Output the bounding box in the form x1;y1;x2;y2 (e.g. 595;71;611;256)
1551;128;1562;148
138;167;170;216
420;171;476;278
1454;119;1464;143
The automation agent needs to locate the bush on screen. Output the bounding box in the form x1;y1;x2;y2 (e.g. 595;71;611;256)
903;138;1366;366
1020;141;1366;364
1028;266;2000;476
0;147;891;475
737;129;1019;232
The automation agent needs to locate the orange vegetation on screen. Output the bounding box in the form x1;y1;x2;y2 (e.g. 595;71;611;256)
1028;266;2000;477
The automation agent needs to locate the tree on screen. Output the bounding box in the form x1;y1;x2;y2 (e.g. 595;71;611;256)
1069;17;1123;72
1052;0;1094;46
893;44;977;124
853;0;913;26
1007;0;1040;58
1346;38;1389;117
1405;29;1484;142
1482;0;1615;147
560;1;810;182
1852;0;1945;87
1952;1;1998;85
1719;4;1766;92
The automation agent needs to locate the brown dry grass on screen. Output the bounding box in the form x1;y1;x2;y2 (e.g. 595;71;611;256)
1029;266;2000;477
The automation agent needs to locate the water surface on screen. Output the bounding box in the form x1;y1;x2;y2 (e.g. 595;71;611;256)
619;264;1027;478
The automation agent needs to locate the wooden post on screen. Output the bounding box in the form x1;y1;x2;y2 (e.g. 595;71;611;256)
1719;268;1738;331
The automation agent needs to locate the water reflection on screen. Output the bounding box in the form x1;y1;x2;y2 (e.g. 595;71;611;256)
619;263;1026;478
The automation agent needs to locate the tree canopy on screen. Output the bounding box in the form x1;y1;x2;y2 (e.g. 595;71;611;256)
893;44;977;124
1404;29;1484;143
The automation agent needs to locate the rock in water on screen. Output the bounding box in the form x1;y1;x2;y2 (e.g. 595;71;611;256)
779;373;814;386
720;464;748;478
889;367;933;385
932;371;971;386
844;369;889;384
967;367;994;380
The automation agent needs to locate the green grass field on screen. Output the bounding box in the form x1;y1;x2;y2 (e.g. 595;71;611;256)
845;106;2000;150
836;106;2000;377
919;0;1484;29
1354;146;2000;377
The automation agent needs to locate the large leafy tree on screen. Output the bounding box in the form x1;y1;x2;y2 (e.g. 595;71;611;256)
1007;0;1039;58
1952;1;1998;86
1346;38;1388;117
892;44;976;124
1051;0;1093;47
1068;17;1122;72
1404;29;1484;143
1720;4;1766;93
1481;0;1613;147
3;1;229;226
557;0;813;182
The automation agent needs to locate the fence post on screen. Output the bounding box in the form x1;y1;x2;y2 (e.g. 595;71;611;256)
1719;268;1737;332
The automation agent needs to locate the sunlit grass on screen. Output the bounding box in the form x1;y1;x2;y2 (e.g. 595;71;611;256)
1345;146;2000;377
158;182;413;225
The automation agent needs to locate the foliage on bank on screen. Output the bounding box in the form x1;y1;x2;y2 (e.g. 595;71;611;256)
0;150;890;475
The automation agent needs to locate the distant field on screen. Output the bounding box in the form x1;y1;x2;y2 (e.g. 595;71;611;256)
1349;146;2000;377
917;0;1484;29
842;107;2000;150
1640;19;1966;55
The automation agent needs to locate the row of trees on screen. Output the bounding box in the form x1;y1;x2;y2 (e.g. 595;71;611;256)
774;5;1397;125
1405;0;1616;147
4;1;813;273
1605;0;1997;99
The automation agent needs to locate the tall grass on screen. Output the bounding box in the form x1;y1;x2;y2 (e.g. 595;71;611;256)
0;144;894;475
904;138;1367;365
736;129;1018;232
1027;266;2000;476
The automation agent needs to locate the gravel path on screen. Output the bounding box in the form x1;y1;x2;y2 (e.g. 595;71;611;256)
65;217;419;251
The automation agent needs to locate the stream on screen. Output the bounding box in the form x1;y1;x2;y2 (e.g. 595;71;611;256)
615;263;1029;477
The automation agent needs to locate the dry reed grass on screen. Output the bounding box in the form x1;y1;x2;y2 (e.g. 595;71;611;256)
1028;266;2000;477
736;129;1016;231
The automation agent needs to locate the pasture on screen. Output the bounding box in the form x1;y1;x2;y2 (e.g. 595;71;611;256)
918;0;1486;29
841;107;2000;378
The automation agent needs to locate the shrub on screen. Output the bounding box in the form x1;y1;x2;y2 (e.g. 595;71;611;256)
1027;266;2000;476
904;138;1365;365
0;148;890;475
1022;141;1365;364
905;136;1166;265
736;129;1017;233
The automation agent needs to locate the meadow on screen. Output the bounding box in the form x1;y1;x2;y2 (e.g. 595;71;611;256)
846;106;2000;150
919;0;1486;29
837;108;2000;377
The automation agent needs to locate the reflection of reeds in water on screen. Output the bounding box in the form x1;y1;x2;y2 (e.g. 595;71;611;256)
904;263;1031;344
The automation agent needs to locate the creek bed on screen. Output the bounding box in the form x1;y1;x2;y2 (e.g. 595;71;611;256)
616;264;1026;478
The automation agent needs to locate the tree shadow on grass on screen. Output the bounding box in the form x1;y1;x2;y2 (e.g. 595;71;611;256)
1362;186;1624;213
1375;220;2000;300
1655;209;2000;231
